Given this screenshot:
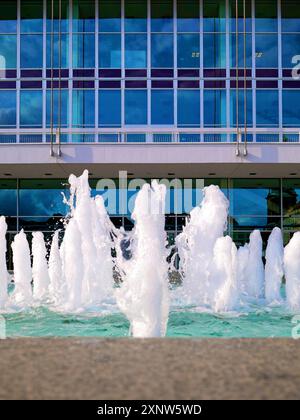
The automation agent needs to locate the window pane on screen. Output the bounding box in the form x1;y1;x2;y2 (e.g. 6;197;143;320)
46;90;69;128
177;34;200;68
21;35;43;68
0;91;16;128
255;0;277;32
230;33;252;67
178;90;200;127
73;34;95;68
151;34;173;68
204;90;226;127
99;0;121;32
230;90;253;127
282;0;300;32
282;34;300;68
151;0;173;32
47;0;69;33
283;91;300;127
125;34;147;68
46;34;69;68
0;1;17;33
151;90;174;125
72;90;95;127
99;90;121;127
0;180;17;217
255;34;278;68
19;179;69;217
20;90;43;128
230;179;281;218
99;34;121;68
203;0;226;32
0;35;16;68
203;34;226;68
125;90;147;125
283;179;300;217
21;0;43;33
177;0;199;32
125;0;147;32
256;90;279;127
73;0;95;32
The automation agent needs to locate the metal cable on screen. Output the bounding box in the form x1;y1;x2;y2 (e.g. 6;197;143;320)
50;0;54;156
235;0;240;155
243;0;248;155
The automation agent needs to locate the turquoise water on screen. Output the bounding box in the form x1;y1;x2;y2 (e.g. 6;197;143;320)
1;306;295;338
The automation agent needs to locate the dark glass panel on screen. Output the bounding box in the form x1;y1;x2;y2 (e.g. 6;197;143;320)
125;0;147;32
21;0;43;33
255;0;277;32
282;0;300;32
203;0;226;32
99;0;121;32
151;0;173;32
151;90;174;125
73;0;95;32
0;180;17;216
46;0;69;32
177;0;200;32
0;1;17;33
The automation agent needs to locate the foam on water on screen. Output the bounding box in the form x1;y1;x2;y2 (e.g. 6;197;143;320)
0;216;8;308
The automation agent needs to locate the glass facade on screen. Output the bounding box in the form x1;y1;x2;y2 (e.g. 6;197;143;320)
0;1;298;142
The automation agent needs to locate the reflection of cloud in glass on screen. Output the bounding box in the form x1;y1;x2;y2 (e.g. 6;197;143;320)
21;35;43;68
19;190;69;217
20;91;43;127
0;190;17;216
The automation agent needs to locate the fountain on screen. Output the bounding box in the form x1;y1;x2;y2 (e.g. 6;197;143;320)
0;170;299;337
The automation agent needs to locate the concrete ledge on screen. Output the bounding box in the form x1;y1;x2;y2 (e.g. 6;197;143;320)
0;338;299;400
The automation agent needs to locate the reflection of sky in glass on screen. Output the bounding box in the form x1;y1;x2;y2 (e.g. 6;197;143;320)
0;35;16;68
125;35;147;68
151;34;173;68
19;189;69;217
125;90;147;125
0;190;17;216
21;35;43;68
20;90;43;127
0;90;16;127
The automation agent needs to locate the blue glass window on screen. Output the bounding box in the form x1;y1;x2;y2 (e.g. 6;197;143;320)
73;0;95;32
283;91;300;127
21;35;43;68
0;90;16;128
99;34;121;68
282;34;300;68
178;0;200;32
20;90;43;128
204;90;227;127
151;90;174;125
230;90;253;127
73;34;95;68
125;90;147;125
125;0;147;32
230;34;252;67
0;180;17;217
0;35;17;68
256;34;278;68
151;34;173;68
46;34;69;68
151;0;173;32
255;0;278;32
256;90;279;127
230;0;252;32
203;0;226;32
177;34;200;68
99;0;121;32
46;90;69;128
0;1;17;33
21;0;43;33
99;90;121;127
203;34;226;68
125;34;147;68
72;90;95;128
178;90;200;128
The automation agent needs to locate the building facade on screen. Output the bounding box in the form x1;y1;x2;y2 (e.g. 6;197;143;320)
0;0;300;267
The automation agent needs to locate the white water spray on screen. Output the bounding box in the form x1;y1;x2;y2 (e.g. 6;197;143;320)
11;230;32;306
116;181;169;337
243;230;265;300
48;231;66;306
176;185;229;307
284;232;300;311
32;232;50;302
265;227;284;304
0;216;8;308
